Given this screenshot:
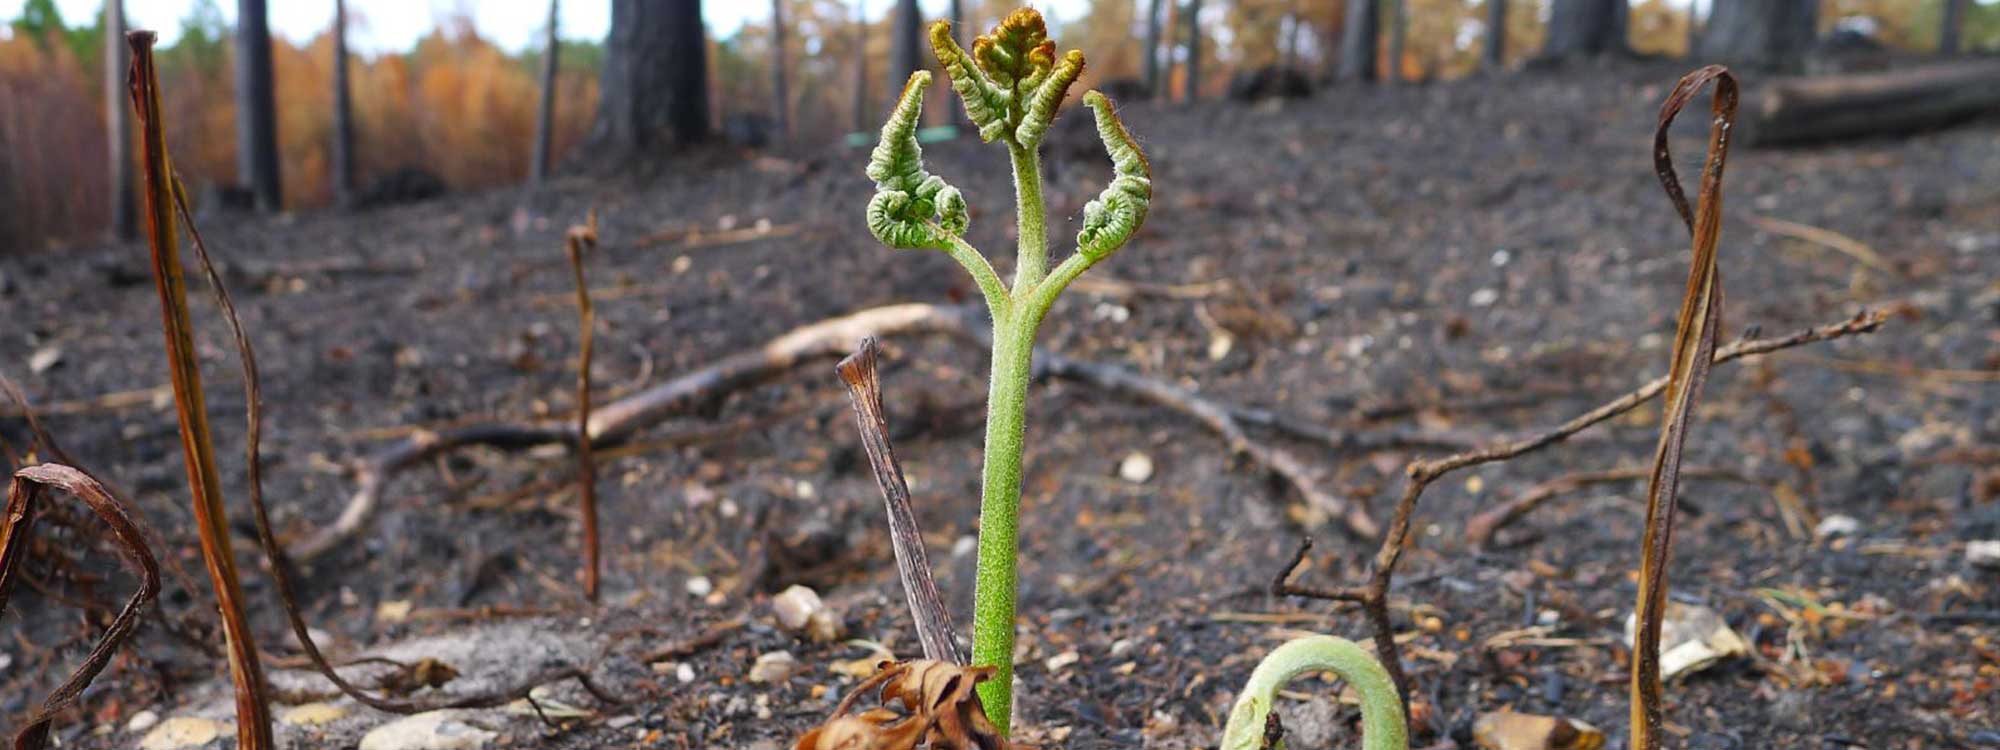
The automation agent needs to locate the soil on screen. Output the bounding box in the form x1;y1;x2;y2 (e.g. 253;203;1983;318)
2;60;1998;749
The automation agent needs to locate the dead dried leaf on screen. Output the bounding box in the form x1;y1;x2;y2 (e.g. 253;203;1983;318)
795;660;1007;750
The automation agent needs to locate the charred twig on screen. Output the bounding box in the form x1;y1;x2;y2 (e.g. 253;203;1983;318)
128;32;273;749
564;213;602;601
1462;466;1754;547
308;302;1394;562
1277;308;1887;724
639;616;749;664
0;464;161;750
837;338;966;664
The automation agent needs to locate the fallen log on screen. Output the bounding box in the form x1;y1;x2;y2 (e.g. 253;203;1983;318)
1744;60;2000;146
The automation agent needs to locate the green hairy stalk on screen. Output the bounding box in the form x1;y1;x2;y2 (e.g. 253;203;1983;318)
864;8;1151;734
1221;636;1409;750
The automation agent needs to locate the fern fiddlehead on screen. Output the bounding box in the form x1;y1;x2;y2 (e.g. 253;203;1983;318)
1221;636;1410;750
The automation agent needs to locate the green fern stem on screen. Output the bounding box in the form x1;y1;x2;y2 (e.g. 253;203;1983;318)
970;302;1037;734
1007;143;1048;290
1221;636;1410;750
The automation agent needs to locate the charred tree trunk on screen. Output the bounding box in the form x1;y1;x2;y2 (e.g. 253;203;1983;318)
332;0;355;203
1698;0;1816;71
1743;61;2000;145
853;2;869;133
1386;0;1407;81
1339;0;1380;82
1144;0;1164;94
1541;0;1626;59
890;0;922;95
1184;0;1204;102
591;0;708;154
771;0;789;139
531;0;560;182
235;0;282;211
1939;0;1967;55
105;0;133;239
1484;0;1507;68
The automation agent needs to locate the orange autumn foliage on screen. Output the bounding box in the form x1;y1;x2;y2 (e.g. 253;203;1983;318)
0;19;597;253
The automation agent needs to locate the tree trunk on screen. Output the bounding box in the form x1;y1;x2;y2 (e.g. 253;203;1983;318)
105;0;133;239
890;0;922;96
1697;0;1816;71
1685;0;1701;57
771;0;789;140
591;0;708;154
1184;0;1203;102
235;0;282;211
1743;61;2000;145
853;1;869;133
1386;0;1406;81
1339;0;1380;82
1282;11;1302;69
1144;0;1164;94
530;0;559;182
1484;0;1507;68
1939;0;1967;55
332;0;355;203
1541;0;1625;59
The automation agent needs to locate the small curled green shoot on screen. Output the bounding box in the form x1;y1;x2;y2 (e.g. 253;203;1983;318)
1221;636;1409;750
864;8;1152;736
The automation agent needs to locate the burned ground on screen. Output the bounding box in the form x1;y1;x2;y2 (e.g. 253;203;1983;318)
2;61;1997;748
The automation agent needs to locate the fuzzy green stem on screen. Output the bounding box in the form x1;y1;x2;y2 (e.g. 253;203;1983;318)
1221;636;1409;750
1007;143;1048;290
971;304;1037;735
942;230;1011;320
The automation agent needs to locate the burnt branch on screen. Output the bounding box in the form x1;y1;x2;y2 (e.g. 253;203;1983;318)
837;339;966;664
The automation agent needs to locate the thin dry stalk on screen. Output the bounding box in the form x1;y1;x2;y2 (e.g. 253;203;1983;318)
1463;465;1754;547
164;158;619;716
1631;64;1737;750
565;212;601;601
126;31;273;749
0;464;161;750
837;338;965;664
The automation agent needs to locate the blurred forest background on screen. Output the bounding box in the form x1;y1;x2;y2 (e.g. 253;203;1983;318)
2;0;1996;253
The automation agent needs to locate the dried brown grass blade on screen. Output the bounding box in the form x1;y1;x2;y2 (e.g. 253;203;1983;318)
795;659;1006;750
1632;64;1738;750
125;30;274;749
0;464;162;750
836;338;965;665
565;212;601;601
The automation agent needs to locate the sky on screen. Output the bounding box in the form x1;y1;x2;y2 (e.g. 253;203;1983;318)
1;1;1092;55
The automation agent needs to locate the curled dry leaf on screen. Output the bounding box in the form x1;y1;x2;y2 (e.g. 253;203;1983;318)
796;660;1007;750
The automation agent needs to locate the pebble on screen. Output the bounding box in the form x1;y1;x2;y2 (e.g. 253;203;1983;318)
280;702;350;726
1118;452;1154;483
952;535;978;558
358;712;496;750
1815;514;1861;539
771;585;840;642
685;576;714;597
28;346;61;374
139;717;227;750
1044;650;1080;672
677;663;697;683
1470;288;1500;307
748;651;801;684
1967;540;2000;570
124;709;160;733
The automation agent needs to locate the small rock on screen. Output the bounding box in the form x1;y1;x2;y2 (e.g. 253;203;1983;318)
1469;288;1500;307
125;709;160;734
1967;540;2000;570
376;599;413;623
359;712;496;750
1044;650;1080;672
685;576;713;597
771;585;840;642
281;702;350;726
1815;514;1861;539
139;717;227;750
606;715;639;729
1118;452;1155;483
748;650;801;684
952;535;978;558
1472;708;1603;750
677;663;697;683
1622;601;1749;681
28;346;61;374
